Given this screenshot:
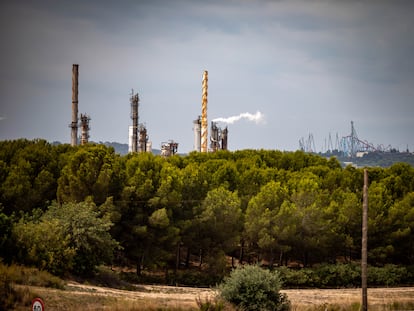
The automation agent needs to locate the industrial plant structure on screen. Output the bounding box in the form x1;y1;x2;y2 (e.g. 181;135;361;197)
128;90;152;154
70;64;91;146
210;121;228;152
130;90;139;153
201;70;208;153
70;64;79;147
161;140;178;157
80;113;91;145
193;116;201;152
69;67;232;154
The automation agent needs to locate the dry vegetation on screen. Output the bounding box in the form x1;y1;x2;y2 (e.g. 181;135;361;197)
16;282;414;311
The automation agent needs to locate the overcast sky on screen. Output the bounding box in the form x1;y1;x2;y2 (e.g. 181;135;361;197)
1;0;413;153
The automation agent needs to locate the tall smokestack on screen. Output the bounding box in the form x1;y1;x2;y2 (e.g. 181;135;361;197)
130;90;139;153
193;116;201;152
221;126;228;151
71;64;79;146
201;70;208;152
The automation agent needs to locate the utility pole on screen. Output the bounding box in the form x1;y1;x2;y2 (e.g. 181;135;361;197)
362;169;368;311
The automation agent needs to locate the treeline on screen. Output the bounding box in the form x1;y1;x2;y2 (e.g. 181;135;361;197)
1;139;414;283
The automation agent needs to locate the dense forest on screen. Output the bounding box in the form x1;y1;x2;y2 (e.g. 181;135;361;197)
1;139;414;285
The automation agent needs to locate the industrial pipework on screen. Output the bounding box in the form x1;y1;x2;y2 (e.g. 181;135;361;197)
210;121;229;152
161;140;179;157
130;90;139;153
210;121;220;152
71;64;79;146
138;124;148;153
80;113;90;145
201;70;208;152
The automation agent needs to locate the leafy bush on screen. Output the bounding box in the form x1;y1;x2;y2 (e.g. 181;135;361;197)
277;264;413;288
13;200;119;277
277;266;318;288
218;265;290;311
368;264;407;287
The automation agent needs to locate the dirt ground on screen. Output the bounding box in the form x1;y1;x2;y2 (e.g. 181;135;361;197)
62;282;414;309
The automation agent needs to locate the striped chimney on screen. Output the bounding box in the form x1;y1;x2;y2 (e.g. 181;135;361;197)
201;70;208;152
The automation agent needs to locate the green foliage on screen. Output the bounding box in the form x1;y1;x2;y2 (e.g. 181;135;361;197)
0;262;64;310
218;265;290;311
13;200;119;276
277;264;412;288
196;295;227;311
0;207;15;263
57;144;123;205
2;139;414;283
0;262;65;289
14;218;76;275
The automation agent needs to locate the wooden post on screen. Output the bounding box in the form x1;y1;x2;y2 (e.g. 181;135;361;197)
362;169;368;311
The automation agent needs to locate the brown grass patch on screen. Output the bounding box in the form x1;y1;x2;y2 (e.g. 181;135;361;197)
12;284;414;311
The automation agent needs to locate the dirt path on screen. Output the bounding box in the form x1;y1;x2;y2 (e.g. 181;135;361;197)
65;282;414;308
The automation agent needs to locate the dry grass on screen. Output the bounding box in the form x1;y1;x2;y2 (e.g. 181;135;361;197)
12;283;414;311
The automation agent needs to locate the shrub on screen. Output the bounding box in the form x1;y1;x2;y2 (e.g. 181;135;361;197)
368;264;407;287
0;263;51;310
196;295;227;311
218;265;290;311
0;262;65;289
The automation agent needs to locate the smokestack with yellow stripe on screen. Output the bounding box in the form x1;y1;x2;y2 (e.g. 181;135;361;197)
201;70;208;152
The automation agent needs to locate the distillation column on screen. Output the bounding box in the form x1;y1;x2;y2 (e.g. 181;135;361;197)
201;70;208;153
193;116;201;152
71;64;79;146
80;113;90;145
130;91;139;153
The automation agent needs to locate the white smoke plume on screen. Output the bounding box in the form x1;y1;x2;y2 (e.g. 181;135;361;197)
212;111;264;125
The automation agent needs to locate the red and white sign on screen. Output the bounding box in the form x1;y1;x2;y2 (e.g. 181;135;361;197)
32;298;45;311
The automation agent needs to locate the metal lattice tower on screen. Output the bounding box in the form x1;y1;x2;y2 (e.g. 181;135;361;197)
130;90;139;153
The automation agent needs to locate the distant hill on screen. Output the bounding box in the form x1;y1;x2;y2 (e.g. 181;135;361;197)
51;141;161;155
321;151;414;168
100;142;161;156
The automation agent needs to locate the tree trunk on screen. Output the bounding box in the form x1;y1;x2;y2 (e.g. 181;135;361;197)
199;248;203;269
185;247;191;268
239;240;244;264
137;254;144;276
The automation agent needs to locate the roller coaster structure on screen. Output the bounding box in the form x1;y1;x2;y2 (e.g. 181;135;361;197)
300;121;393;157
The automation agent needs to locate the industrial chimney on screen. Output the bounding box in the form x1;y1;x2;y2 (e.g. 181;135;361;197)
193;116;201;152
201;70;208;152
221;126;228;151
71;64;79;146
